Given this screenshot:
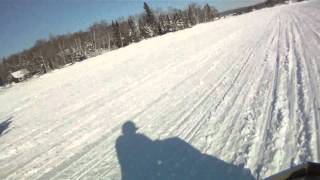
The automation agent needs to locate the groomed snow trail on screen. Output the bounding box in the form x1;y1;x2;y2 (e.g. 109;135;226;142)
0;1;320;179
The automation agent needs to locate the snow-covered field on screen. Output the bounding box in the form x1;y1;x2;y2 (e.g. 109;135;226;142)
1;1;320;179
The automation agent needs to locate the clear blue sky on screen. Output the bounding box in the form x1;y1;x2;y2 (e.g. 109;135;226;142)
0;0;264;59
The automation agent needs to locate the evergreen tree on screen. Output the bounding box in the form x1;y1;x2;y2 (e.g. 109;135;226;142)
138;19;147;39
158;14;166;34
173;12;184;31
128;17;139;42
188;5;196;26
143;2;159;35
165;15;174;32
143;2;156;26
204;4;218;22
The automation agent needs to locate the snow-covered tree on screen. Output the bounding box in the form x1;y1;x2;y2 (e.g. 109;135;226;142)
112;21;123;48
143;2;159;35
128;16;140;42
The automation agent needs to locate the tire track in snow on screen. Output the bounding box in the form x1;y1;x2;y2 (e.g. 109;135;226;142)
203;30;274;158
291;11;320;160
148;33;253;140
214;16;281;168
173;45;254;143
172;22;271;141
290;16;313;162
255;16;282;178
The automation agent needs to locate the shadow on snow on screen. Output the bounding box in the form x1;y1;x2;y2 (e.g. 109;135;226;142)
116;121;255;180
0;116;13;137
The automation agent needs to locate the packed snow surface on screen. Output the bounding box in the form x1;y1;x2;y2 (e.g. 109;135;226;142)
1;1;320;179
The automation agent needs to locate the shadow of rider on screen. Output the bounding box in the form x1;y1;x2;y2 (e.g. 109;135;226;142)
116;121;255;180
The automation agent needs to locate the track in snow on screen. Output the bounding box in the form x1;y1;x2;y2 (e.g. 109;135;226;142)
0;1;320;179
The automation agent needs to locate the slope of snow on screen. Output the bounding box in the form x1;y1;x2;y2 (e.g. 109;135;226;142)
0;1;320;179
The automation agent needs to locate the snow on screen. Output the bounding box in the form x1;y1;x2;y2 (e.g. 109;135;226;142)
0;0;320;179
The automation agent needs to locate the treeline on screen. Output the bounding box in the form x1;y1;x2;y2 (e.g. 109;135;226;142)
219;0;305;17
0;2;218;86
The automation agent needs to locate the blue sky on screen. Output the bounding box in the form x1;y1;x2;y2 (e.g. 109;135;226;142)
0;0;264;59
